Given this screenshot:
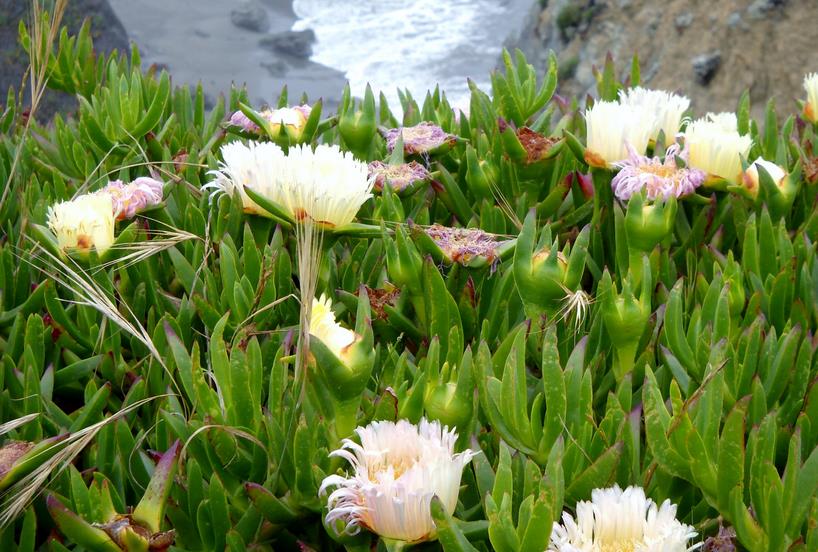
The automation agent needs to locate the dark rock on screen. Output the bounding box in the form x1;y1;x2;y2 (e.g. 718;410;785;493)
747;0;787;20
259;29;316;59
726;12;745;29
230;1;270;33
692;51;721;85
674;12;693;30
0;0;129;120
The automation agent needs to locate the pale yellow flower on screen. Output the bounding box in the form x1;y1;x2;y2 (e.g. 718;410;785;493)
684;113;752;185
585;101;654;168
310;294;356;359
47;193;116;254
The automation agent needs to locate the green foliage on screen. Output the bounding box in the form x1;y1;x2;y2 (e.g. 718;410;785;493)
1;11;818;552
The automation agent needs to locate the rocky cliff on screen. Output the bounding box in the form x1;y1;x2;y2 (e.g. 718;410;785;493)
510;0;818;117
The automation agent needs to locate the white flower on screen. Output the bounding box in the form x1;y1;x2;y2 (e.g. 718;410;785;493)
47;193;116;254
273;144;373;227
804;73;818;124
204;140;286;216
619;87;690;143
310;294;356;359
548;485;700;552
585;101;654;167
263;106;308;128
205;142;372;227
320;418;477;543
742;157;787;197
683;113;752;185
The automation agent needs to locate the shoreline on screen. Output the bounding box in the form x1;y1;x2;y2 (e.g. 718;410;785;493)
107;0;347;110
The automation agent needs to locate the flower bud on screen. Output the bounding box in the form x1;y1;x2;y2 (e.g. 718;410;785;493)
422;345;474;433
339;84;377;157
803;73;818;124
624;192;677;253
513;210;589;318
464;142;497;200
598;260;651;380
386;225;424;295
740;157;799;219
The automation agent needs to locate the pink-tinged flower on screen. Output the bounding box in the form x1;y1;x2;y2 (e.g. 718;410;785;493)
102;177;164;220
367;160;430;193
320;418;476;544
611;144;705;201
229;110;260;133
229;105;313;138
382;122;457;155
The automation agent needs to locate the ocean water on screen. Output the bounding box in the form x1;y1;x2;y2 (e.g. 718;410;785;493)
292;0;534;110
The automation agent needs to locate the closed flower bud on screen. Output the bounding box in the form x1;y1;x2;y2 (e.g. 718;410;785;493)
598;261;651;380
386;226;424;294
339;84;377;156
514;210;589;318
803;73;818;124
741;157;787;198
624;192;678;254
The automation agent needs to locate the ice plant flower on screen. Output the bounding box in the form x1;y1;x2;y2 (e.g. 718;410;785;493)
229;105;313;138
382;122;457;156
683;113;752;185
205;140;285;216
367;160;430;193
275;144;373;227
310;294;356;360
228;110;260;133
618;87;690;143
47;193;116;254
741;157;787;198
803;73;818;124
611;144;705;201
548;485;699;552
584;101;654;168
320;418;477;543
102;177;164;220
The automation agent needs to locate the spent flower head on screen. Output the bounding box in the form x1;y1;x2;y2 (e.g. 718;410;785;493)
320;418;476;543
367;160;430;193
383;122;457;156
